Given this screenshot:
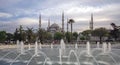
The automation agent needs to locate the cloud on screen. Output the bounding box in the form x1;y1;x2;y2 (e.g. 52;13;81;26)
0;17;49;33
0;0;22;8
0;12;13;18
0;0;120;33
16;17;38;25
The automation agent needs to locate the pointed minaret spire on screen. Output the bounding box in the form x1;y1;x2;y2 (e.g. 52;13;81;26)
39;14;41;29
62;12;64;33
90;13;93;30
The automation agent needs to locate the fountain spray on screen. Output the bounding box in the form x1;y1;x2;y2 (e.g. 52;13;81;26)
39;42;42;49
97;42;100;48
108;42;111;52
17;40;20;51
75;43;78;49
86;41;91;55
20;41;24;54
51;43;53;49
35;41;38;56
102;42;107;53
28;44;31;50
60;39;66;55
59;49;62;65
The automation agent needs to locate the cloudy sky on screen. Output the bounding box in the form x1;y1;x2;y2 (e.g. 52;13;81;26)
0;0;120;33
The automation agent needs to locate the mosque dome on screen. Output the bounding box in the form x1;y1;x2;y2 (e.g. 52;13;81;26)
47;23;62;33
50;23;60;28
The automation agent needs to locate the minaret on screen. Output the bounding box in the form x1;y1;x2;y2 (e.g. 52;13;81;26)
62;12;64;33
90;13;93;30
67;18;69;32
47;19;50;30
39;14;41;29
48;19;50;28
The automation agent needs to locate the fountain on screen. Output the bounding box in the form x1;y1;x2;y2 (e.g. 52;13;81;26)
39;42;42;49
102;42;107;54
34;41;38;56
51;43;53;49
86;41;91;56
59;49;62;64
20;41;24;54
97;42;100;48
28;44;31;50
75;43;78;49
60;39;66;56
108;42;111;52
60;39;66;49
16;40;20;49
0;39;120;65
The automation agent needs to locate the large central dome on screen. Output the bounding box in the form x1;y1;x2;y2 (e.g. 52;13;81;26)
47;23;62;35
50;23;60;28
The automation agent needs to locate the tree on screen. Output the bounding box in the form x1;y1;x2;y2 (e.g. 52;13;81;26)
45;32;52;40
6;33;14;43
92;28;109;43
0;31;6;42
26;27;34;44
81;30;92;40
38;28;47;44
14;28;19;42
68;19;75;43
73;32;78;40
110;23;120;41
18;25;26;41
54;32;64;40
65;32;71;43
14;25;26;41
80;36;85;40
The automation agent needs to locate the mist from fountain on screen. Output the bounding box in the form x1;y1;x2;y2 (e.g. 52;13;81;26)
75;43;78;49
51;43;53;49
102;42;107;54
86;41;91;56
97;42;100;48
108;42;111;52
1;39;120;65
67;50;80;65
60;39;66;56
26;54;35;65
16;40;20;51
27;49;48;65
20;41;24;54
43;57;52;65
39;42;42;49
60;39;65;49
34;41;38;56
59;48;62;65
96;51;118;65
28;44;31;50
10;49;32;65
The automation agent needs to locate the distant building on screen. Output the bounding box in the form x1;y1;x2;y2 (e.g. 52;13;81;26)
38;12;64;37
47;23;62;36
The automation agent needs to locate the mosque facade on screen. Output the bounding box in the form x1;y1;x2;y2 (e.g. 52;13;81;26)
39;12;64;36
